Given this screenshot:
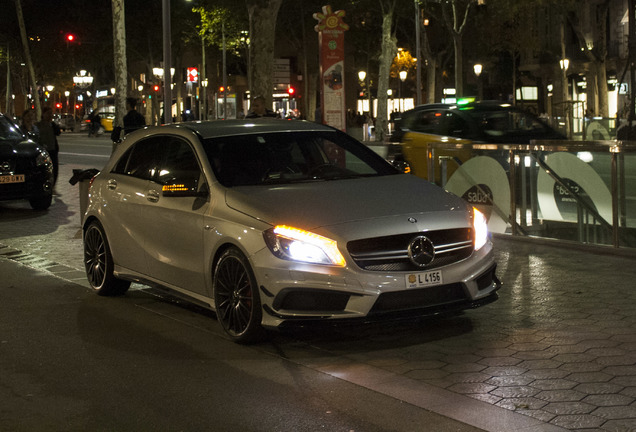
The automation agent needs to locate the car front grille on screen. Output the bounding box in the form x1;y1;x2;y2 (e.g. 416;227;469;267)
347;228;474;271
0;156;33;175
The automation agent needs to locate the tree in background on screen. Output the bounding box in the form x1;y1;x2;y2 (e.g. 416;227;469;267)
111;0;127;134
14;0;40;119
246;0;283;108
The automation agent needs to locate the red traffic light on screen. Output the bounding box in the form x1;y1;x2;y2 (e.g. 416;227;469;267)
287;87;295;96
219;86;225;93
153;85;160;92
66;33;75;42
55;103;62;109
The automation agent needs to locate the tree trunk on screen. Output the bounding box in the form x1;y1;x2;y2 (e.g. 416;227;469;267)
453;32;463;97
14;0;40;119
111;0;127;135
376;7;397;142
595;1;609;117
427;58;437;104
247;0;282;107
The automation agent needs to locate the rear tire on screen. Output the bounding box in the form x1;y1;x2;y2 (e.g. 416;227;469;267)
213;247;264;343
84;221;130;296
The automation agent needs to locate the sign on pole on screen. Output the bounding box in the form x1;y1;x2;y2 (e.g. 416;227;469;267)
313;6;349;131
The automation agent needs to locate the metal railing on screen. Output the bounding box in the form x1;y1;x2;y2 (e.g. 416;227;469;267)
424;140;636;250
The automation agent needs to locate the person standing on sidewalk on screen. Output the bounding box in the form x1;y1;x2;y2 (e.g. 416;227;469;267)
20;108;39;141
123;97;146;134
36;107;61;185
111;97;146;142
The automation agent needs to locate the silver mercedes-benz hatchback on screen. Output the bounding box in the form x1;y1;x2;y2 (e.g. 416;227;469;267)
83;119;500;343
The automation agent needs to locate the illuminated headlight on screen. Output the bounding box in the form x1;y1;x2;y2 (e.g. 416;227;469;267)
473;207;489;251
35;151;52;167
263;225;346;266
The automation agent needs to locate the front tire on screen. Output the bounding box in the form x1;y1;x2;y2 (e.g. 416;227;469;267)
213;247;263;343
29;191;52;210
84;221;130;296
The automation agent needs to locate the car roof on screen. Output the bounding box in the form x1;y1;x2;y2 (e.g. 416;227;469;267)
159;118;337;140
405;101;519;114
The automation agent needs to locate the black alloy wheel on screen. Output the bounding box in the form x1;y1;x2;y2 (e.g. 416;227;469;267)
213;247;263;343
84;221;130;296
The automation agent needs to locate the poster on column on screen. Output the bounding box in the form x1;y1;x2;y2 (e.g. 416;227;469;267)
314;5;349;131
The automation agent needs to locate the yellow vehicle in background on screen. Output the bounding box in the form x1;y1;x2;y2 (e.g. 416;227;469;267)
392;102;566;184
98;111;115;132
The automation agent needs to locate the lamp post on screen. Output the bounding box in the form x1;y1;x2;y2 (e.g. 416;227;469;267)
73;70;93;117
473;63;483;100
358;70;366;113
560;58;570;138
399;70;407;112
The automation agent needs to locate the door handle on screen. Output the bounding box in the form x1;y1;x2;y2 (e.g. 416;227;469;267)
107;179;117;190
147;190;160;203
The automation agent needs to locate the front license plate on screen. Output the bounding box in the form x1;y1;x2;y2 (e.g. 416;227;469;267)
0;174;25;184
406;270;443;288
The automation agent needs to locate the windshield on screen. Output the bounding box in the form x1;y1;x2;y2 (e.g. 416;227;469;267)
203;130;398;187
0;115;26;141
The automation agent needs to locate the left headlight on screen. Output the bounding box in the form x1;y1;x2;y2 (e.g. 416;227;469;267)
263;225;346;267
473;207;489;251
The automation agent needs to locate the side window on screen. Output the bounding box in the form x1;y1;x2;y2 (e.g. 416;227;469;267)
441;112;470;138
156;137;201;185
112;147;133;174
111;138;163;180
411;110;444;134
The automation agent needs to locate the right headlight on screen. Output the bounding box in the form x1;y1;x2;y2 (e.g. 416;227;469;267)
35;150;52;167
263;225;346;267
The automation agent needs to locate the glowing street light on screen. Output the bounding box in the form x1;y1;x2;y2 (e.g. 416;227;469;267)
473;63;483;77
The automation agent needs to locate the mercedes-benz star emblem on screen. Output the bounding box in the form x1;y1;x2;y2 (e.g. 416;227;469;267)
407;235;435;267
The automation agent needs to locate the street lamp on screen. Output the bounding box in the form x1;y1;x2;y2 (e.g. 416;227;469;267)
358;70;369;115
473;64;482;77
560;58;570;138
399;70;407;112
73;70;93;117
474;64;483;100
560;58;569;71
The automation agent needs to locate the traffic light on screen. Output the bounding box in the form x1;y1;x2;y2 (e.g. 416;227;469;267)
153;84;160;92
55;103;62;109
287;87;296;97
219;86;225;94
65;33;76;43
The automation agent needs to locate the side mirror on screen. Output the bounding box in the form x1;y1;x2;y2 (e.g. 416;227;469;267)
162;177;207;197
392;160;411;174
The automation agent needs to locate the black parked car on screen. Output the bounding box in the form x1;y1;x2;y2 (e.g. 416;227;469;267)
0;113;54;210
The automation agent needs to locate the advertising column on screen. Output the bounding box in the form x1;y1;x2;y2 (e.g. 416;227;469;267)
313;5;349;131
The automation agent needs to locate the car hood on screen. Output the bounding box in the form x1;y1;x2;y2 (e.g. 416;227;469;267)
225;174;471;236
0;139;43;158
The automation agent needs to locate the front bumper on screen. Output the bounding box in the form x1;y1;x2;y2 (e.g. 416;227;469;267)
252;246;500;329
0;168;53;202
